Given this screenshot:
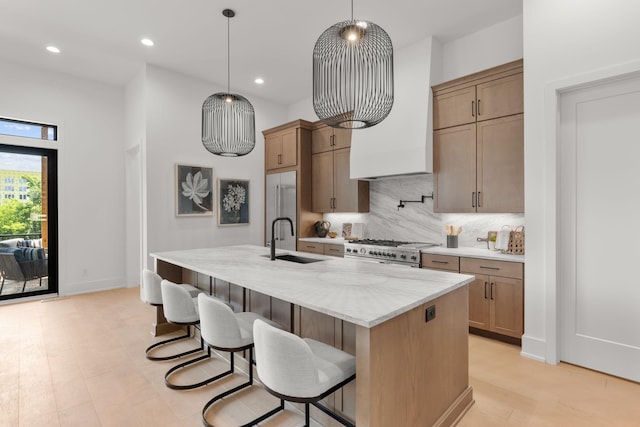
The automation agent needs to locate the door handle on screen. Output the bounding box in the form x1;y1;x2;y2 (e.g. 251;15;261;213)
472;192;476;208
484;281;488;299
490;282;495;300
478;99;481;116
330;135;335;146
471;100;475;117
478;191;481;207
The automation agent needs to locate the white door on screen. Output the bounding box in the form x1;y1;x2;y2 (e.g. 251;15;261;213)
559;74;640;382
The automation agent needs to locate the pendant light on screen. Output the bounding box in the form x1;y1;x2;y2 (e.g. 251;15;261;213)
313;0;393;129
202;9;255;157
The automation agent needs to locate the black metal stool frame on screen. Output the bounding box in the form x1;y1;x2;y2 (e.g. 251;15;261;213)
200;345;285;427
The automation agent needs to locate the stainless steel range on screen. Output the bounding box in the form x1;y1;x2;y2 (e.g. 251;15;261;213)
343;239;440;268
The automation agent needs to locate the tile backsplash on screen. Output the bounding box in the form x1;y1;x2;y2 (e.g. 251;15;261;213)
324;174;524;248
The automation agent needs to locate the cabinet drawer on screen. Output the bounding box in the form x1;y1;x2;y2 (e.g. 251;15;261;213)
297;241;324;254
421;254;459;272
460;257;522;279
324;244;344;257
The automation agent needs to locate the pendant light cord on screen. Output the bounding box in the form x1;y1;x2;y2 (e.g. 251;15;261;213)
351;0;354;21
227;13;230;94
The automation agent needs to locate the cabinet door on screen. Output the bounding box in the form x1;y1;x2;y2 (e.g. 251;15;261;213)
271;297;293;332
433;86;476;130
467;274;491;330
324;244;344;257
490;276;524;338
476;73;523;122
312;126;334;154
265;134;282;170
333;127;351;150
476;114;524;213
421;254;459;271
280;129;298;168
297;241;324;254
434;124;477;213
312;151;334;212
333;148;358;212
248;289;270;320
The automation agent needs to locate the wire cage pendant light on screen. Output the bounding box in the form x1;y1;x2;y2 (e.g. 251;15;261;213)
202;9;255;157
313;0;393;129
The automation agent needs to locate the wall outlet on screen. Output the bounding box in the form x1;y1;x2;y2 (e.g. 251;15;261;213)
425;305;436;322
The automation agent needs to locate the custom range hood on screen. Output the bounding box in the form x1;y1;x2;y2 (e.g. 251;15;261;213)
350;37;442;180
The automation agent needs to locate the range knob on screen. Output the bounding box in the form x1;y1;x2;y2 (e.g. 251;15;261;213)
410;255;417;261
391;253;397;258
400;254;406;259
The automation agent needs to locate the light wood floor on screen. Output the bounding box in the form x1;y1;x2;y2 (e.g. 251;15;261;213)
1;287;639;427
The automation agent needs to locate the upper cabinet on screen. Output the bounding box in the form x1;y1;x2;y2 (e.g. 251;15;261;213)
265;126;298;171
432;59;524;213
433;60;524;130
311;125;351;154
311;122;369;213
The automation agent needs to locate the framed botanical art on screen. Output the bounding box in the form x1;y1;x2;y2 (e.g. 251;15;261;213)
175;164;214;216
218;178;249;226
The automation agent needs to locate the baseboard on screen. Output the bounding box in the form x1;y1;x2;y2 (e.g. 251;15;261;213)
433;386;474;427
60;276;125;296
521;334;546;362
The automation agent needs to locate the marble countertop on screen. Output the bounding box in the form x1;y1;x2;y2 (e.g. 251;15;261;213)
298;237;346;245
151;245;474;328
421;246;525;263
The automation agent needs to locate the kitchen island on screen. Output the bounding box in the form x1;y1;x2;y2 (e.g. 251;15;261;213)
151;245;475;426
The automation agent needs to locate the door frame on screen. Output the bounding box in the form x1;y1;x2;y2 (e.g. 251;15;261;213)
539;60;640;364
0;142;58;300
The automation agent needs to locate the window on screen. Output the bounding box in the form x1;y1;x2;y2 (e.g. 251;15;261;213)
4;194;14;199
4;185;14;191
19;186;28;192
4;177;14;183
0;118;57;141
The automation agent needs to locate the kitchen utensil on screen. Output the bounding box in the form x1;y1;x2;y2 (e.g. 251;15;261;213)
446;235;458;248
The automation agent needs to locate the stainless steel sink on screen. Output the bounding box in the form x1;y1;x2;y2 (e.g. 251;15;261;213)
263;254;325;264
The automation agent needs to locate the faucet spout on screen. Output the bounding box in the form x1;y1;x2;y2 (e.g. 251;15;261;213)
270;217;295;260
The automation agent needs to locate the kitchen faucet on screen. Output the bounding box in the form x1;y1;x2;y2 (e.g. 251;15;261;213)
271;217;294;260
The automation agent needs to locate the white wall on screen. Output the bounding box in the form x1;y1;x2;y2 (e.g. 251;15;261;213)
143;65;288;267
0;60;126;295
523;0;640;362
440;14;523;83
124;67;146;287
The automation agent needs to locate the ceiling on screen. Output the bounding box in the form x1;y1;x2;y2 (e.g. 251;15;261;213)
0;0;522;106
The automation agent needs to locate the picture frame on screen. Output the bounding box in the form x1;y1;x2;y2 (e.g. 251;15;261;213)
175;164;214;216
218;178;249;226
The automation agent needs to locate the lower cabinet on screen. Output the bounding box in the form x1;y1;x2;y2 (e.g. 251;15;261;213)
422;253;524;340
297;240;344;257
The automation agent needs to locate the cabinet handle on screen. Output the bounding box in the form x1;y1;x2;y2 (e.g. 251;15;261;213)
480;266;500;270
477;191;481;207
478;99;481;116
330;135;335;146
490;282;495;300
472;192;476;208
432;260;449;264
471;100;475;117
484;281;488;299
278;153;282;164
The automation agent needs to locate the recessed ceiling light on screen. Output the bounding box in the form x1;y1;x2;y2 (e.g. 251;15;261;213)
141;38;154;47
46;46;60;54
254;78;264;85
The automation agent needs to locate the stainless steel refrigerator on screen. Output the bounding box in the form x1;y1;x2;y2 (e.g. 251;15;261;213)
265;171;297;251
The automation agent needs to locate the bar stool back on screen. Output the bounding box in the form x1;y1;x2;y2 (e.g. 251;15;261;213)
198;294;284;427
253;319;356;427
141;269;201;361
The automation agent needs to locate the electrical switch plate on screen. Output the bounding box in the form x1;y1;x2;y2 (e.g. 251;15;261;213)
425;305;436;322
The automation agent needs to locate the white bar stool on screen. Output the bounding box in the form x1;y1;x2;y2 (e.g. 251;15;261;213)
252;319;356;427
161;279;230;390
141;269;201;361
198;294;284;426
